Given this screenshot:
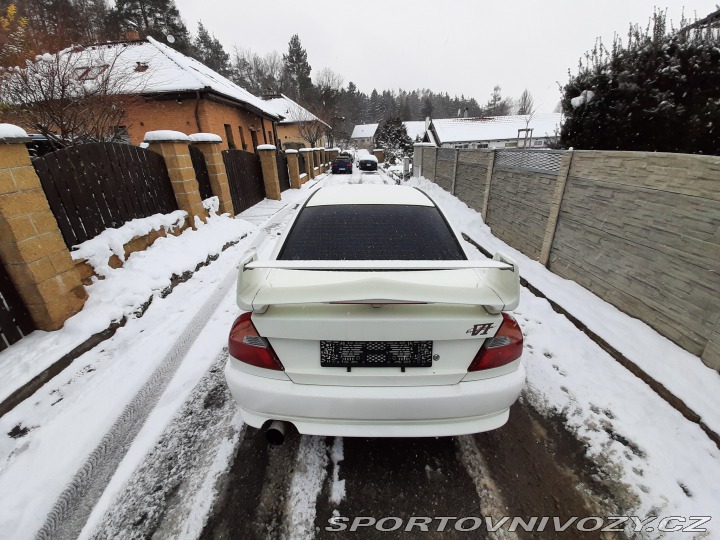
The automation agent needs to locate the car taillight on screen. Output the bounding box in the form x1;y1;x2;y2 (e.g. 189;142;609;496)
468;313;523;371
228;313;284;371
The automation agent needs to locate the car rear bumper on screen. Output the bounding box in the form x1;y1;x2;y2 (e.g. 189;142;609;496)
224;360;525;437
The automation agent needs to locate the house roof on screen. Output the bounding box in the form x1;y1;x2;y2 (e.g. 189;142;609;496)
403;121;426;142
261;94;330;128
431;113;563;144
351;123;378;138
72;38;280;120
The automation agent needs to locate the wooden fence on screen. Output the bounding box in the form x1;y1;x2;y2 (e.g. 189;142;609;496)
0;263;35;350
33;142;179;248
222;149;266;214
277;151;291;192
189;145;214;201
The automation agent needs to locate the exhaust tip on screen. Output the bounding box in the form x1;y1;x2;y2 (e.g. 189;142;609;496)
265;420;289;445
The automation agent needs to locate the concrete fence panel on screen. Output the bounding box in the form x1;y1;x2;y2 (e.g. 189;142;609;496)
454;150;491;212
485;168;559;260
548;151;720;366
435;148;456;193
421;147;437;181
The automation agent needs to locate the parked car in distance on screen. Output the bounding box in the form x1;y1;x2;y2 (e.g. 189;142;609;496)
358;154;378;171
225;184;525;442
25;134;56;159
331;155;353;174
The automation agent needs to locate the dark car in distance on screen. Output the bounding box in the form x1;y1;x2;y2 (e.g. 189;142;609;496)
332;155;353;174
358;155;378;171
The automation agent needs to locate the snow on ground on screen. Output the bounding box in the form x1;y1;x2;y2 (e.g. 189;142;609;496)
0;209;254;405
0;179;325;539
3;166;717;538
70;210;188;276
407;175;720;535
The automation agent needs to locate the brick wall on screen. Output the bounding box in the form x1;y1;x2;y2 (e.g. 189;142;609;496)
548;151;720;366
124;97;274;152
454;150;491;212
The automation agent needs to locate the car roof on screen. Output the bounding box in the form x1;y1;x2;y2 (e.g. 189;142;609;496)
306;184;435;207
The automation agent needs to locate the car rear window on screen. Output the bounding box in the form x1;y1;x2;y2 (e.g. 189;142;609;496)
278;204;466;260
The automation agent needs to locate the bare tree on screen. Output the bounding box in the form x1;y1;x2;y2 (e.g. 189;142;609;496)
516;89;536;116
231;47;284;95
0;44;142;147
287;102;328;147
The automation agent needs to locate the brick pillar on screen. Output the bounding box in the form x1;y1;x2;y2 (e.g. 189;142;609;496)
373;149;385;163
286;150;301;189
257;144;281;200
0;125;87;330
145;130;207;226
300;148;315;179
189;133;234;217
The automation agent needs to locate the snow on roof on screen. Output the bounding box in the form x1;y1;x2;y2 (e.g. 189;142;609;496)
403;121;426;142
431;113;562;144
261;94;329;128
351;123;378;139
70;38;279;119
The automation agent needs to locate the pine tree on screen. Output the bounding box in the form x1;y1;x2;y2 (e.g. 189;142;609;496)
282;34;313;104
485;85;512;116
375;116;413;165
109;0;194;55
193;21;230;76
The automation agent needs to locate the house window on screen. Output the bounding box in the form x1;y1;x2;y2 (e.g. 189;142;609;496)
238;126;247;150
478;143;488;149
224;124;236;149
533;140;544;147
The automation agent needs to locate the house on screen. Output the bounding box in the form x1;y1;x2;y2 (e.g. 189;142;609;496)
350;121;428;149
350;123;378;150
261;93;330;150
57;37;282;151
425;113;563;149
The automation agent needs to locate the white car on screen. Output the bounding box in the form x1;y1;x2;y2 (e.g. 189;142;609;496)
224;184;525;442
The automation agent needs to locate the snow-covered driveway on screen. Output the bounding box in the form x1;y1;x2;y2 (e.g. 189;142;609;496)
0;167;718;540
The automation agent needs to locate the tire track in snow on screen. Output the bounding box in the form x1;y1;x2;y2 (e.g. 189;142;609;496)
84;351;245;540
456;436;519;540
284;436;331;539
35;264;240;540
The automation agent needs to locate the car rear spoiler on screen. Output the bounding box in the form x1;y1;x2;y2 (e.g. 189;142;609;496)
236;251;520;313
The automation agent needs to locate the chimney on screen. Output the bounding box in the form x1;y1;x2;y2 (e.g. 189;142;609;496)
124;30;140;41
457;108;461;117
464;107;469;118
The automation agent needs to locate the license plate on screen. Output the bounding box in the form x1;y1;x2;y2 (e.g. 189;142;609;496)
339;167;345;170
320;341;433;368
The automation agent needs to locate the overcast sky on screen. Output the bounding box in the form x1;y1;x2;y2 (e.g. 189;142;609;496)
174;0;717;114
